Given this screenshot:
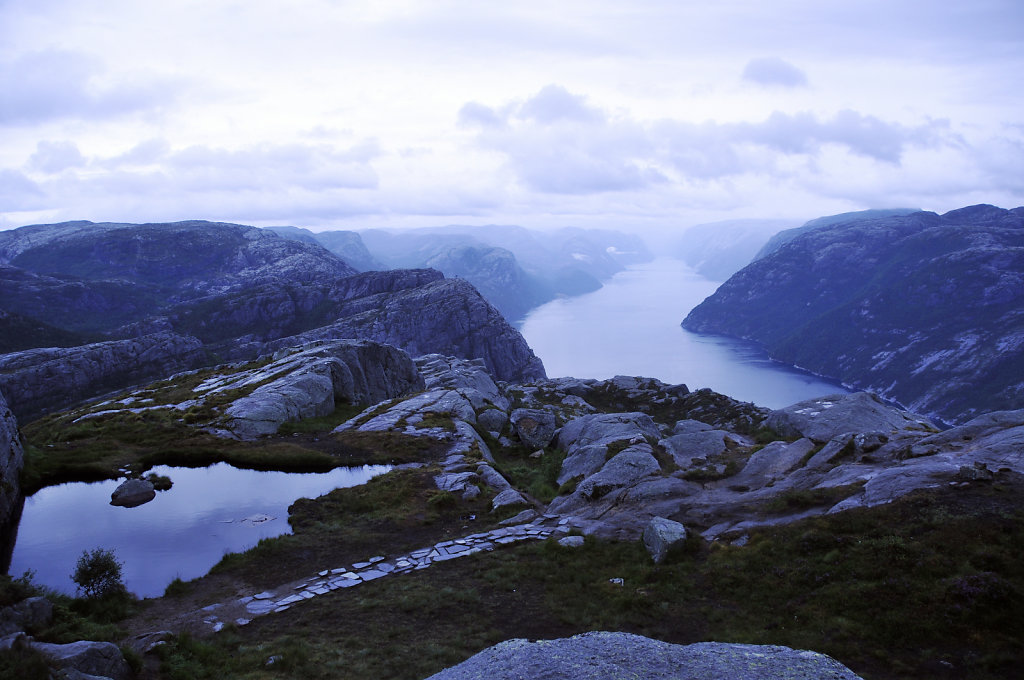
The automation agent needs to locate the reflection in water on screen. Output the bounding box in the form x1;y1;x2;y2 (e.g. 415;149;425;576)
9;463;390;598
521;258;849;408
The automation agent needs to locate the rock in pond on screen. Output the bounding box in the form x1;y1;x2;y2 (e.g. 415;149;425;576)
110;478;156;507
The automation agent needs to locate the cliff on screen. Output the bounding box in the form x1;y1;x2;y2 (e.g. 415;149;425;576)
0;332;208;421
0;388;23;538
683;204;1024;424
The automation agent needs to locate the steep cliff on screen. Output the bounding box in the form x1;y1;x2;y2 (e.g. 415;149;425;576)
241;277;547;382
0;332;207;421
0;388;23;539
683;204;1024;424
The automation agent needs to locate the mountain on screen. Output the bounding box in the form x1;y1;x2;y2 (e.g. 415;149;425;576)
683;204;1024;424
673;219;794;281
265;226;383;272
753;208;919;261
0;220;358;335
357;225;652;322
0;221;545;419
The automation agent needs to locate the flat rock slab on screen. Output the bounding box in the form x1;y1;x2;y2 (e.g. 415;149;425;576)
424;631;863;680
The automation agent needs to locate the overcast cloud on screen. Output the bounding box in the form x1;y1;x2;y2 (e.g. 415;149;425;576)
0;0;1021;231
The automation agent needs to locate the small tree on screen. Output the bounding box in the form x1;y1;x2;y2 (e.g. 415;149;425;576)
71;547;124;599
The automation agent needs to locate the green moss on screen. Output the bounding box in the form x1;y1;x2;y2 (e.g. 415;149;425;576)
416;412;457;432
277;402;367;435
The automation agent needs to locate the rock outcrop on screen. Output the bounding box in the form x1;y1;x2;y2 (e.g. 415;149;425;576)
683;204;1024;424
110;478;156;507
247;277;546;383
29;639;133;680
220;340;424;438
0;331;207;421
0;388;23;535
765;392;936;443
425;631;863;680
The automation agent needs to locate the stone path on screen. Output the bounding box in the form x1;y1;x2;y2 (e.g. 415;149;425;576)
191;515;576;634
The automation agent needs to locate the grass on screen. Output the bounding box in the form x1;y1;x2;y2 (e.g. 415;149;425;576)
486;433;566;503
138;475;1023;680
0;571;140;677
206;466;498;589
19;403;446;493
761;481;867;513
276;402;367;435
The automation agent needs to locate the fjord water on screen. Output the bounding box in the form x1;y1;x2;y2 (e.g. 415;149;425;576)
9;463;390;598
520;258;848;408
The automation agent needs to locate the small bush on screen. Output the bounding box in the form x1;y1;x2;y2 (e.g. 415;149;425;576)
71;548;125;599
145;472;173;491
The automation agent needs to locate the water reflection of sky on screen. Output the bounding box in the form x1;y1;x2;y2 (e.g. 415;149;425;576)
9;463;390;598
521;258;849;408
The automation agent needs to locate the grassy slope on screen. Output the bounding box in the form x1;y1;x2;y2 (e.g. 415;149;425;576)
142;474;1024;680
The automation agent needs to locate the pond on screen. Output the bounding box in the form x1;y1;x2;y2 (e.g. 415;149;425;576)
7;463;391;598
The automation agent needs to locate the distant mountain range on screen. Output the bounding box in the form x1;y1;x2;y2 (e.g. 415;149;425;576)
269;224;651;323
683;204;1024;424
0;220;544;420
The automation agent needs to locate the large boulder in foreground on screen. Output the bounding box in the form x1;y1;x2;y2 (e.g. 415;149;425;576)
425;631;863;679
29;640;133;680
765;392;935;443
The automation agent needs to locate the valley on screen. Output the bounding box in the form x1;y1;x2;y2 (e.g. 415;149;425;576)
0;210;1022;680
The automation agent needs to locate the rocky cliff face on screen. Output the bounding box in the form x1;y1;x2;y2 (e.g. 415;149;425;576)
752;208;920;261
683;204;1024;424
244;277;547;383
0;332;207;421
423;245;551;323
0;220;357;336
266;226;382;272
0;388;24;542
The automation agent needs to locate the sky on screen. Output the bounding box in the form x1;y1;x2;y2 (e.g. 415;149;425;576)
1;0;1022;233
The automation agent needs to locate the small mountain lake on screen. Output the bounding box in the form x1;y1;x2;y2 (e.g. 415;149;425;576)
7;463;391;598
521;258;849;408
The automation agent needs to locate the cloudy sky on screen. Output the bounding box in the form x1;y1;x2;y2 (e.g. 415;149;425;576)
1;0;1022;232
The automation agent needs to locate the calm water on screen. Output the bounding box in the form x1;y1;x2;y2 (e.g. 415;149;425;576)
8;463;390;598
520;258;849;408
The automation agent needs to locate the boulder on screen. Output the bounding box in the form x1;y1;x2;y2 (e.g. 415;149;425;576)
510;409;556;449
424;631;864;680
557;412;661;451
30;640;133;680
572;446;661;502
660;429;733;465
491;488;528;511
766;392;934;443
476;408;508;434
727;438;816;491
642;516;688;564
224;339;424;438
110;478;156;508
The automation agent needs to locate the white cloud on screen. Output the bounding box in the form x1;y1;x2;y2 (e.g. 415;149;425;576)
28;140;86;173
463;85;956;197
741;57;808;87
0;49;184;125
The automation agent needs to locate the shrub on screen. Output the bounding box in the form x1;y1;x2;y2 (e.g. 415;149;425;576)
71;548;125;599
